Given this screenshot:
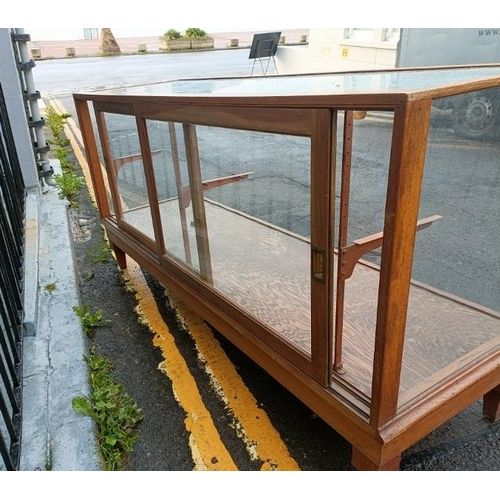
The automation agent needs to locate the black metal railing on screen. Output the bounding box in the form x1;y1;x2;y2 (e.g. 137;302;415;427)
0;82;26;471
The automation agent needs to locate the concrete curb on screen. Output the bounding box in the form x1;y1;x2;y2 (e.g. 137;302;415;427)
20;162;101;471
23;187;40;337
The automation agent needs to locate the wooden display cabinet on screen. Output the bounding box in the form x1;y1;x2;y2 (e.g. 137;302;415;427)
74;65;500;470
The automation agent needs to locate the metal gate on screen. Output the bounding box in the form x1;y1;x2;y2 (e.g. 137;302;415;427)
0;82;26;471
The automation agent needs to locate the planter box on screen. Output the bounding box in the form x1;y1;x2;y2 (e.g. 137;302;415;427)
159;38;191;52
159;37;214;52
190;37;214;50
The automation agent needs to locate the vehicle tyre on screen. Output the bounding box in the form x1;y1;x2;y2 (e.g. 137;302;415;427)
452;90;500;140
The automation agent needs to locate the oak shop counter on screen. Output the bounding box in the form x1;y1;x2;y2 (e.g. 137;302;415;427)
74;65;500;470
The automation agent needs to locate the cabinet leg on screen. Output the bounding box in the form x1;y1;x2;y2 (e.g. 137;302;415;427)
483;385;500;422
111;243;127;270
351;447;401;471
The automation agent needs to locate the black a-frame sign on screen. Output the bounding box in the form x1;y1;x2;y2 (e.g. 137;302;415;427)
249;32;281;75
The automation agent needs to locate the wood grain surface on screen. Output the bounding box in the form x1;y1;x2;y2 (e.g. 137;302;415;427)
124;198;500;403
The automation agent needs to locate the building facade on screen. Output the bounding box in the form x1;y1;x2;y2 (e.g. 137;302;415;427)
277;28;400;74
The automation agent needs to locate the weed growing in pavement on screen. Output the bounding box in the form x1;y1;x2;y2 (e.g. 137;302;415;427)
72;347;144;470
83;271;95;282
53;171;86;208
86;240;113;264
73;303;109;336
44;282;57;294
45;105;71;142
44;105;86;206
54;146;72;170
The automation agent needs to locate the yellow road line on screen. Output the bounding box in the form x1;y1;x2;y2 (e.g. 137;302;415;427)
124;261;238;471
168;293;300;471
52;97;299;470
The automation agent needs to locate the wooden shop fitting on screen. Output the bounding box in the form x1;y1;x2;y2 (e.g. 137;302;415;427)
74;65;500;470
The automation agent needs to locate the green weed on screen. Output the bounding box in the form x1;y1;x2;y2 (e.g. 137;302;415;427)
44;282;57;294
72;347;143;470
54;147;73;171
48;136;71;148
87;241;112;264
83;271;95;282
73;304;109;336
53;171;85;207
44;106;79;195
44;105;70;139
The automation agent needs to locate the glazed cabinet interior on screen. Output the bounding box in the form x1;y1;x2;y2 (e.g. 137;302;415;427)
74;66;500;470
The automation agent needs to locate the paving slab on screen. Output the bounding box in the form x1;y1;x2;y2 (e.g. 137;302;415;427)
20;161;101;471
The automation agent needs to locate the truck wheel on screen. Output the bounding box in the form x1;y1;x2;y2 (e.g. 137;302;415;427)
452;90;500;140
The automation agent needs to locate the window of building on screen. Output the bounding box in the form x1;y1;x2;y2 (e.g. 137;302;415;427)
348;28;374;40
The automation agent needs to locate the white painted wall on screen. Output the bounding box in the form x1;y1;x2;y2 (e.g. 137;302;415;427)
276;28;400;75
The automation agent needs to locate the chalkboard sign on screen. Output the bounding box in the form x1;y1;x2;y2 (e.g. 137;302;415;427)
248;32;281;59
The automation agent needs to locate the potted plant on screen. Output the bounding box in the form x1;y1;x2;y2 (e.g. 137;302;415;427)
185;28;214;50
159;29;190;51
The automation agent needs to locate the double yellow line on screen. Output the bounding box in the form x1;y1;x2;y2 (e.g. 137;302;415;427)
50;98;300;471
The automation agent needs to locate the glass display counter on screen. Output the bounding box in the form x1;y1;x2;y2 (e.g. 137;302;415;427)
74;65;500;470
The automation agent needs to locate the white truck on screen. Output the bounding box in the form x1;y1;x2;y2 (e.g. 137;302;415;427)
396;28;500;139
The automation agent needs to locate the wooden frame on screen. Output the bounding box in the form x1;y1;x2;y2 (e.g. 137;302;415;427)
74;65;500;470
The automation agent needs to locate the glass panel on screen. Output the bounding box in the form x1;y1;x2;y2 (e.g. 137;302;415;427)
100;112;155;241
149;121;312;355
385;28;400;40
349;28;374;41
400;91;500;405
199;127;311;237
331;110;393;398
146;120;199;274
100;67;500;97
